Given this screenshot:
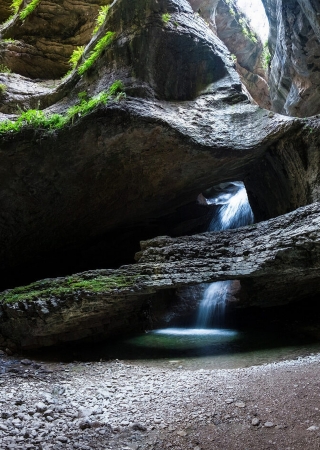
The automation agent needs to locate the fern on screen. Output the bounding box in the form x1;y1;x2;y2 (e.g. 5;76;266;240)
11;0;23;14
69;46;85;70
20;0;41;20
78;31;115;75
93;5;110;34
0;81;124;134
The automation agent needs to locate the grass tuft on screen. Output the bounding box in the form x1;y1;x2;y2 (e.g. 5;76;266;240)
78;31;115;75
19;0;41;20
0;81;124;135
93;5;110;34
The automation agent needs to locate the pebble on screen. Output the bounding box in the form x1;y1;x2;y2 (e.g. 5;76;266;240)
0;355;318;449
235;402;246;408
176;430;187;436
21;359;32;366
264;422;274;428
307;425;319;431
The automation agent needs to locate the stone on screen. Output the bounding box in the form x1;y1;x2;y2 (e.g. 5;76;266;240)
235;402;246;408
176;430;187;436
225;399;234;404
307;425;319;431
20;359;32;365
251;418;260;426
264;422;274;428
35;402;47;413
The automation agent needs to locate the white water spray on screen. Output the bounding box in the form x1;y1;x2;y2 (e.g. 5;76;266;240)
196;182;254;328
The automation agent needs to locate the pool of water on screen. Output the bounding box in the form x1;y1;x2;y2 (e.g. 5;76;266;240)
117;327;320;370
31;324;320;371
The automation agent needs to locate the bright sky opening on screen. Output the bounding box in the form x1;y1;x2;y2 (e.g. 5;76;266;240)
235;0;269;42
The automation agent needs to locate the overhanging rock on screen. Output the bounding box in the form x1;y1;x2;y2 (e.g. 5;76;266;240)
0;202;319;348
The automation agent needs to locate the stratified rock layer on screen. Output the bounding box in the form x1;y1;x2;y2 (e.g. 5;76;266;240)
262;0;320;117
1;0;320;287
0;202;319;348
0;0;112;79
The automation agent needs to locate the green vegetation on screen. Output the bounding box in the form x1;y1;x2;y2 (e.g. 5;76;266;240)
230;53;237;63
262;41;271;69
0;64;11;73
0;83;7;95
3;38;16;43
93;5;110;34
11;0;23;14
19;0;41;20
69;46;85;71
162;13;171;24
0;273;141;304
238;18;257;43
78;31;115;75
223;0;258;43
0;80;124;135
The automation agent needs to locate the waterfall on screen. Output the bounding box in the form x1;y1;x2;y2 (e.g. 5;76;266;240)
196;182;254;328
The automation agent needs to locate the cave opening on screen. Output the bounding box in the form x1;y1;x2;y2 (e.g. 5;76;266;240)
235;0;269;41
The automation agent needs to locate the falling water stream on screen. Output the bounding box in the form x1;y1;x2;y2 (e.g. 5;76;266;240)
30;183;320;369
196;181;254;328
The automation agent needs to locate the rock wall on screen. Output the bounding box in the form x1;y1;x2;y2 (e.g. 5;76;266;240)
0;202;320;348
262;0;320;117
0;0;111;79
0;0;319;288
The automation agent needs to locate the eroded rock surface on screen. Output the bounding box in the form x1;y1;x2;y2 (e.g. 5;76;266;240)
1;0;320;288
262;0;320;117
0;202;319;348
0;0;111;79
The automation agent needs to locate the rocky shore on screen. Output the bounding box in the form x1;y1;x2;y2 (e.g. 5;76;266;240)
1;352;320;449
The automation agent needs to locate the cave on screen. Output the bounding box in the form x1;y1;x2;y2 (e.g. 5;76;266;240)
1;0;320;446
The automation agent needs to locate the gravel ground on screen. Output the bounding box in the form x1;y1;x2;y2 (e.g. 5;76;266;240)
0;352;320;449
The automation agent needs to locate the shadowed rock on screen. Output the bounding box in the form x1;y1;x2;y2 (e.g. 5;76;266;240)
0;202;319;348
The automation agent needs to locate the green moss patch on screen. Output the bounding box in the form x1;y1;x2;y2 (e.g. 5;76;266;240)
0;274;142;304
0;80;124;135
78;31;115;75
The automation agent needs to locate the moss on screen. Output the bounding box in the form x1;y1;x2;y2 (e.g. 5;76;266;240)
0;80;124;135
19;0;41;20
162;13;171;24
0;274;143;304
78;31;115;75
93;5;110;34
